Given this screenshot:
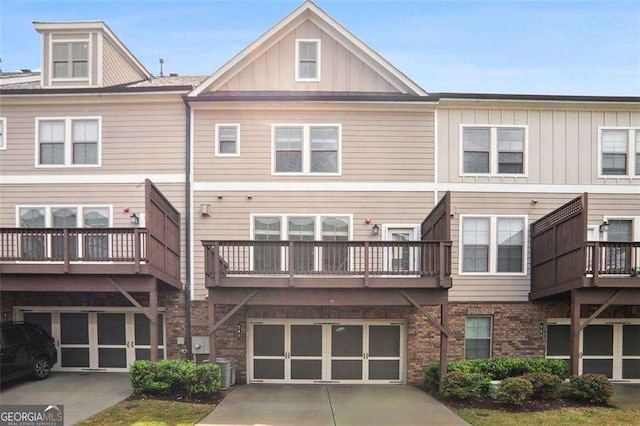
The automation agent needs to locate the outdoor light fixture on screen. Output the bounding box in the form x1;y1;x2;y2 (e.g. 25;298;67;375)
130;213;140;225
599;221;609;233
200;204;211;216
371;224;380;236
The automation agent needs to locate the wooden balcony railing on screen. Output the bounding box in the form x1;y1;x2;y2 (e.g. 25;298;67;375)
202;240;452;287
0;228;148;265
585;241;640;277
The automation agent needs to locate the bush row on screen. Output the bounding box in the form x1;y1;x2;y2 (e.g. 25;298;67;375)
424;358;570;388
130;359;221;399
440;371;613;406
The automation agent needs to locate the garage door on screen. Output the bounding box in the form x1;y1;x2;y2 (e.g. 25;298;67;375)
248;319;406;384
17;307;165;372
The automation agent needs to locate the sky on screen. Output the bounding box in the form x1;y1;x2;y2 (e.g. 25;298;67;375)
1;0;639;96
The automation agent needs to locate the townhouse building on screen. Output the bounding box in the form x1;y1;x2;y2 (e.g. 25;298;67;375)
1;1;638;385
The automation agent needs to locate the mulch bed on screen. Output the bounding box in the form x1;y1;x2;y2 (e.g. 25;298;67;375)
421;386;605;412
125;390;227;405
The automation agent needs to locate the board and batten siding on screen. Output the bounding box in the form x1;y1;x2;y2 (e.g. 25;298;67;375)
0;182;187;284
191;190;435;300
193;106;435;182
438;105;640;185
0;96;186;175
217;20;400;93
101;36;147;87
448;191;640;302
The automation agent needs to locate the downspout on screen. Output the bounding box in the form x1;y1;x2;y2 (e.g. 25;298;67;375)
183;98;192;359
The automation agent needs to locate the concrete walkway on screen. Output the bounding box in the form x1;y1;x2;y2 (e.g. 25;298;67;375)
198;384;468;426
611;383;640;409
0;372;132;425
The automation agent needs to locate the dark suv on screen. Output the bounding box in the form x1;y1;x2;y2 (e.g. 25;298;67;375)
1;321;57;383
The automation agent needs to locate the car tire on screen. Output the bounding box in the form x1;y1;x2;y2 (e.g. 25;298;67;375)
32;357;52;380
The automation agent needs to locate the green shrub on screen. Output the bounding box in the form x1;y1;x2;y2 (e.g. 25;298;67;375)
424;358;569;388
521;372;562;399
567;374;614;405
440;371;490;400
495;377;534;406
130;359;221;399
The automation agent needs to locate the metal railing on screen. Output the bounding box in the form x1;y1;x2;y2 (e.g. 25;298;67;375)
203;240;451;284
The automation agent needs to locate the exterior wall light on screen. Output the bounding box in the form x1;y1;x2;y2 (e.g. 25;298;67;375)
372;224;380;236
201;204;211;216
599;221;609;233
130;213;140;225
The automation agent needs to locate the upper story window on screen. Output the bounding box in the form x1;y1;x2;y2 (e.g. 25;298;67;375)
460;215;527;275
215;124;240;156
296;39;321;81
599;128;640;177
272;124;341;175
52;42;89;79
0;118;6;150
461;126;527;176
36;117;101;167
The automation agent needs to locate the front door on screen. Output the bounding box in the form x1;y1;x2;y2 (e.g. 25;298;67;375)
249;319;405;384
20;308;165;372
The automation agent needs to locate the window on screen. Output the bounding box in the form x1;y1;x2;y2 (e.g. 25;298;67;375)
252;214;351;273
599;128;640;177
460;215;526;274
296;39;320;81
461;126;526;175
215;124;240;156
465;317;492;360
0;117;6;150
608;219;633;242
36;117;100;166
273;124;341;174
52;42;89;79
18;205;111;260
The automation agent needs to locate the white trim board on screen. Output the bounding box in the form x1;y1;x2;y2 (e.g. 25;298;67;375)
1;174;185;185
192;181;640;194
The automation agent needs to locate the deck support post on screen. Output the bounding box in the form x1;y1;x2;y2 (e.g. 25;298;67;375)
150;283;158;362
208;289;217;363
570;290;580;376
439;298;448;389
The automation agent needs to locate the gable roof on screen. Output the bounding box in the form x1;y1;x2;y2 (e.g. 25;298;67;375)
33;21;152;81
189;1;427;97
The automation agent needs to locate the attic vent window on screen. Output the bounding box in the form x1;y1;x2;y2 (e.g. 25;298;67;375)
53;42;89;79
296;39;320;82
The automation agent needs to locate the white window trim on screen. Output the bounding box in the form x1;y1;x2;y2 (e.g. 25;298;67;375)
381;224;421;241
16;205;113;228
602;216;640;242
250;213;354;240
464;316;493;360
295;38;321;82
35;116;102;168
214;123;240;157
459;124;528;177
0;117;6;150
458;214;528;276
597;127;640;179
271;123;342;176
49;37;92;84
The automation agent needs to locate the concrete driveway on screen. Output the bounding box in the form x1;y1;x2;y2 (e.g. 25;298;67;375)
0;372;132;425
198;384;468;426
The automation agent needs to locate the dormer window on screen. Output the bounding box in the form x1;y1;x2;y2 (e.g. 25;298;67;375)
53;42;89;79
296;39;321;82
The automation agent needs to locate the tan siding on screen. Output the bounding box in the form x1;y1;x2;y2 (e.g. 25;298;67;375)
0;183;187;284
0;97;186;175
191;190;435;300
438;105;640;185
193;106;434;182
217;20;400;93
448;191;640;302
101;36;147;87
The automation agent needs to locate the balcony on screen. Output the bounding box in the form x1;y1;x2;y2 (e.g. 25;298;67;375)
202;240;452;288
530;194;640;300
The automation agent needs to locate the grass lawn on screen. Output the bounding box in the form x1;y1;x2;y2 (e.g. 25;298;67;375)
456;406;640;426
75;398;214;426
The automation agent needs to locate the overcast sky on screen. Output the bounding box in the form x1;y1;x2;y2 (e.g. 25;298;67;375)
1;0;639;95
